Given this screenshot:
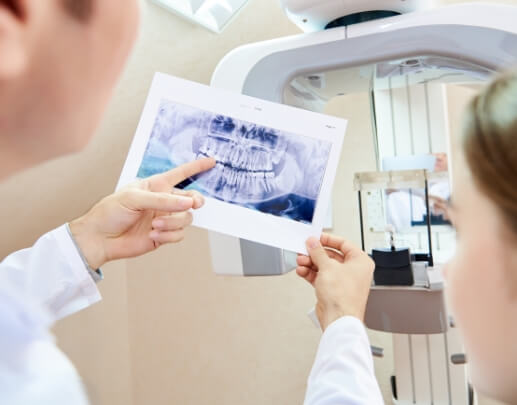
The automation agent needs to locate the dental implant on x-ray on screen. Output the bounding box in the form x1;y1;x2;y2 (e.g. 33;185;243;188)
136;99;333;224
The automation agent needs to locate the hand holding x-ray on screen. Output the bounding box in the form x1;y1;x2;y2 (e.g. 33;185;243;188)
69;158;215;269
296;234;375;330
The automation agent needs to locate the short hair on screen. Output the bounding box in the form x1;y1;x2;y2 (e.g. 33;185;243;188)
1;0;92;20
62;0;93;21
1;0;22;17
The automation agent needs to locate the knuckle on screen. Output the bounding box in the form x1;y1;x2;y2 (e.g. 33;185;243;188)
120;190;134;201
158;194;172;207
165;215;181;229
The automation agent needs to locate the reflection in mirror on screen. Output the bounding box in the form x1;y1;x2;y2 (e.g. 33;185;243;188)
283;56;488;268
371;77;455;265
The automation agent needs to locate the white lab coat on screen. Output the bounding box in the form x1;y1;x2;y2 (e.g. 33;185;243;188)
0;225;100;405
387;181;451;232
0;226;383;404
304;317;384;404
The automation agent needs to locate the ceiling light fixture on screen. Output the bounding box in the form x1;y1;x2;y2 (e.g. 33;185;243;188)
151;0;250;33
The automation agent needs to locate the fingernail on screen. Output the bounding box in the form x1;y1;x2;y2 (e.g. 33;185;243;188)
194;195;205;207
152;220;164;229
176;196;193;207
149;231;160;239
307;237;320;249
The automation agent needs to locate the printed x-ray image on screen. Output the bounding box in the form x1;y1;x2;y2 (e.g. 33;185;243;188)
137;100;332;224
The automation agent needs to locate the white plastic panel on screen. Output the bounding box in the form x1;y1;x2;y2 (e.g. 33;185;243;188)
447;327;470;405
411;335;432;404
390;76;413;156
374;90;396;157
394;331;468;405
280;0;434;32
408;83;432;155
428;333;452;404
348;3;517;39
208;231;243;275
374;82;448;159
393;334;414;404
427;84;449;153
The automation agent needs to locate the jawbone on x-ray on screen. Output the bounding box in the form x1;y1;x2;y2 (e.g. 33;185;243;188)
137;102;331;224
117;73;346;254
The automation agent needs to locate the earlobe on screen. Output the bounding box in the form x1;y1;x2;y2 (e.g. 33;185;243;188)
0;5;27;78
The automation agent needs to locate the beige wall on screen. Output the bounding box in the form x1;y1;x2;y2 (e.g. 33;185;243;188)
0;1;513;404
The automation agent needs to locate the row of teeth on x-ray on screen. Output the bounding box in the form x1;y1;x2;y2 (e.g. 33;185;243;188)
195;116;288;203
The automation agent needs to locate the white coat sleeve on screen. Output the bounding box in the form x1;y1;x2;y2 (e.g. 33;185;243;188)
0;224;102;322
304;316;384;405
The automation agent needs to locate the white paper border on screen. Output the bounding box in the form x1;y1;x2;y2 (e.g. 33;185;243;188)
117;72;346;254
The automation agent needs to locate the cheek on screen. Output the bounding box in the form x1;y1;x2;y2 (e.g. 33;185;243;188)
87;1;140;92
106;1;140;72
446;237;496;331
444;246;472;320
73;2;141;148
445;236;515;397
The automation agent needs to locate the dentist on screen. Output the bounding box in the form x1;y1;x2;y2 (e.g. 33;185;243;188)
0;0;214;403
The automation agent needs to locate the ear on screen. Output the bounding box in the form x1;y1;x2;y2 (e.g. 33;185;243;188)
0;1;28;78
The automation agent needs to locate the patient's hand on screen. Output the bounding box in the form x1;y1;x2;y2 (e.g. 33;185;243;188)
69;158;216;269
296;234;374;331
430;195;451;220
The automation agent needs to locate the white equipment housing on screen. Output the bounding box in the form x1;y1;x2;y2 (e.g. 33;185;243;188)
210;2;517;276
280;0;435;32
208;3;517;404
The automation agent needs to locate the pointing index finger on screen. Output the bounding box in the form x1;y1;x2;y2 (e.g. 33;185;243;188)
149;157;216;189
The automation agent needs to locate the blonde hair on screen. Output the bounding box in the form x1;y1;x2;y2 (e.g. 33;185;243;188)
463;70;517;234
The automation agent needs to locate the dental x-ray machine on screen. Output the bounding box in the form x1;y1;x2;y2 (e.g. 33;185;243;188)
207;1;517;404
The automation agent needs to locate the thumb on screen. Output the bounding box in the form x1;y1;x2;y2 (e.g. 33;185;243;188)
306;237;329;268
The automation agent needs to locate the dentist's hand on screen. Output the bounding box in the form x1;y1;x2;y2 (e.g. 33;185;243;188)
69;158;216;269
296;234;374;331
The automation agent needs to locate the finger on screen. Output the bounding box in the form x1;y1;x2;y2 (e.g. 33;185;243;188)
152;212;193;231
171;188;205;209
326;249;345;263
148;158;216;189
306;237;330;268
297;255;312;267
296;266;317;285
306;269;318;285
320;233;360;258
298;249;343;267
121;189;194;213
183;190;205;209
296;266;311;278
149;229;185;244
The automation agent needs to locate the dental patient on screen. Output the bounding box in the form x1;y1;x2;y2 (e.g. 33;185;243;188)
297;70;517;404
